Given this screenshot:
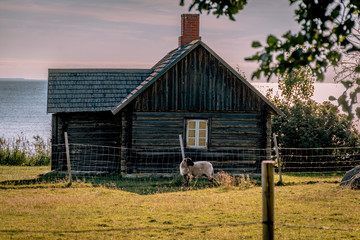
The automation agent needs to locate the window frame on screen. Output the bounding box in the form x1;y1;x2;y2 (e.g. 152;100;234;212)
186;119;208;149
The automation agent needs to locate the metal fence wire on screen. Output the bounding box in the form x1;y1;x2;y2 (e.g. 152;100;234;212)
51;144;360;175
278;147;360;173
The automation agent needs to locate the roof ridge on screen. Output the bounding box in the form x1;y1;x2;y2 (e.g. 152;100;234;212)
49;69;152;73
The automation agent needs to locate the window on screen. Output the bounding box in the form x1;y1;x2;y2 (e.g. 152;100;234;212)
186;119;208;149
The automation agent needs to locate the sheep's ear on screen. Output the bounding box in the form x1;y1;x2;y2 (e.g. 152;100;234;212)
187;158;194;166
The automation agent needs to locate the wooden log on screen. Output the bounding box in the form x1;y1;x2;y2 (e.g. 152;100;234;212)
262;161;275;240
64;132;72;185
273;133;282;184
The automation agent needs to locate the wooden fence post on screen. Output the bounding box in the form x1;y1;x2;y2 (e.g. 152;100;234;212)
179;135;185;159
262;161;275;240
64;132;72;186
273;133;283;184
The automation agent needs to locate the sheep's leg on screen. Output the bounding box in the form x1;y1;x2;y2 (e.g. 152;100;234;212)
184;175;191;187
193;177;198;187
183;175;189;187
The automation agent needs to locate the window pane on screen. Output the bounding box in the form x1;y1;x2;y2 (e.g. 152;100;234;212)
199;130;206;138
188;121;196;129
199;138;206;146
188;138;195;146
199;121;207;129
188;130;195;137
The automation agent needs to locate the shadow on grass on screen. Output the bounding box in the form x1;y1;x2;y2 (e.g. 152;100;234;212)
0;171;216;195
1;170;344;194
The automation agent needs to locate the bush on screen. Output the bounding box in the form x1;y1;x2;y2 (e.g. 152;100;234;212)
272;100;360;148
214;171;254;189
0;135;50;166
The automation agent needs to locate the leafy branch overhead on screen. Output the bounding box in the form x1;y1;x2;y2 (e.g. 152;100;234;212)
180;0;360;118
332;24;360;120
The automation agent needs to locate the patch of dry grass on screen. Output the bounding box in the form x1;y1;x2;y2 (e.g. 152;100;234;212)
0;166;359;239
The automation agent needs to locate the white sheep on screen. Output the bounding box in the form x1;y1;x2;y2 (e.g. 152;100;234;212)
179;157;214;187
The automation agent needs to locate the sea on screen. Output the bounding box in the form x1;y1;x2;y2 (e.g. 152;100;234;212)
0;79;51;141
0;79;358;141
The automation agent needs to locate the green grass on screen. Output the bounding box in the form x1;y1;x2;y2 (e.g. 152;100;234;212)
0;166;51;182
274;172;343;185
0;166;359;239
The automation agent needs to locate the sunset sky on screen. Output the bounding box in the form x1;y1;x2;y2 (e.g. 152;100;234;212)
0;0;325;82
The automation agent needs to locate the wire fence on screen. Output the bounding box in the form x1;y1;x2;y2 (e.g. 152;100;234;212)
2;143;360;239
51;143;360;176
278;147;360;173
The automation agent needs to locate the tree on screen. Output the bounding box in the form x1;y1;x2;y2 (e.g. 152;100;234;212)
266;66;360;148
180;0;360;118
272;100;360;148
277;66;315;104
332;23;360;120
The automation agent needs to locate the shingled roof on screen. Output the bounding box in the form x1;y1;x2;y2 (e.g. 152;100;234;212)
47;69;152;113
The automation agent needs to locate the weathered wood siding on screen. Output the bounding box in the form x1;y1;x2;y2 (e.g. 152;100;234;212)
133;45;266;112
127;112;267;174
125;45;271;174
51;112;121;172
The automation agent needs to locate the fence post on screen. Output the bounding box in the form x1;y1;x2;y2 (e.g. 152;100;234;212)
179;135;185;159
273;133;283;184
262;161;275;240
64;132;72;185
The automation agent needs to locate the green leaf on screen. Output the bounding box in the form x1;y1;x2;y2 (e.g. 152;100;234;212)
245;54;260;61
355;66;360;73
266;35;278;48
276;53;284;62
356;107;360;118
330;5;341;19
251;41;262;48
328;96;337;101
251;69;261;80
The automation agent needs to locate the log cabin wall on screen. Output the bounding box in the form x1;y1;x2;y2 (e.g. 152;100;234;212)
132;112;263;149
51;111;121;172
124;45;272;174
128;111;267;174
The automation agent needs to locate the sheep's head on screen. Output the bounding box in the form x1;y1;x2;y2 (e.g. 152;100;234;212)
182;157;194;167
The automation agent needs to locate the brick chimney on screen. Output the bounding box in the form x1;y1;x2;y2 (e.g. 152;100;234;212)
178;14;201;48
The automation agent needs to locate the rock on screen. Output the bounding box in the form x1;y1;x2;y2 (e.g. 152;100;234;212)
350;176;360;190
340;165;360;189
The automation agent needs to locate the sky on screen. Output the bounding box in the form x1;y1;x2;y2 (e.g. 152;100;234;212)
0;0;336;82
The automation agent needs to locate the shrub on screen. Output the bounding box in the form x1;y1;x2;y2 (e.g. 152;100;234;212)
214;171;254;189
0;135;50;166
272;100;360;148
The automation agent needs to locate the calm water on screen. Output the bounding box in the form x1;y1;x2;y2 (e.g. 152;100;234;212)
0;79;357;141
0;79;51;140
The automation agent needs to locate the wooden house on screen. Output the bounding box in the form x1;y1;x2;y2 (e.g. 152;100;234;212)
47;14;283;175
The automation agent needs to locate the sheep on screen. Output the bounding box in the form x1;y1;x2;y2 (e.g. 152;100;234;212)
179;157;214;187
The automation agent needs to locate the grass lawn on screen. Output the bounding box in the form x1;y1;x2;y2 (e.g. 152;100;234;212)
0;166;359;239
0;166;51;182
